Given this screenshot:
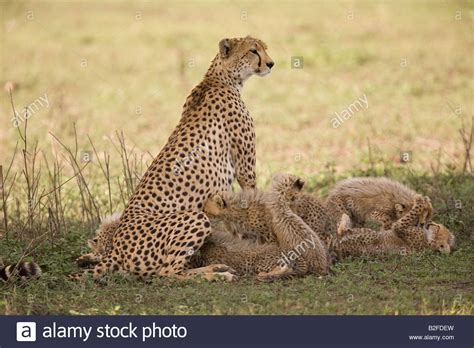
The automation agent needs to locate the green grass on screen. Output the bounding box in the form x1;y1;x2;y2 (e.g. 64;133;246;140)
1;253;473;315
1;172;473;315
0;1;473;315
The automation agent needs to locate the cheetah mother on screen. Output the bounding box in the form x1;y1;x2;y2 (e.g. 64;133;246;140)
86;36;274;281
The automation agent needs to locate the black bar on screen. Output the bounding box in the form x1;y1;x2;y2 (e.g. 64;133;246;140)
1;315;472;347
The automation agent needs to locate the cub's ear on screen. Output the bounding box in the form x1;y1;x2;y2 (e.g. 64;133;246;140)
219;38;234;58
395;203;405;212
210;194;226;209
215;194;227;209
294;178;305;191
448;232;456;248
204;194;225;216
87;238;98;249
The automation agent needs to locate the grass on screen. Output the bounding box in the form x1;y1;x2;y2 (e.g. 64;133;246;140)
1;171;473;315
1;0;472;175
0;0;473;315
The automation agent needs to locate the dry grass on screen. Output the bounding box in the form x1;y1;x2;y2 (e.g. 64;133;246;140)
0;1;472;177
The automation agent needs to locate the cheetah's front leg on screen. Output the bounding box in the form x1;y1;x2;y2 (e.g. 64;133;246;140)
231;120;257;190
367;210;394;230
392;195;427;241
76;253;102;267
337;214;354;238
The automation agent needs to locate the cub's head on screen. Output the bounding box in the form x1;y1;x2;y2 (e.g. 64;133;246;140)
203;191;254;218
204;194;228;217
87;237;101;254
88;212;122;254
424;223;455;254
270;173;305;202
218;36;274;81
203;191;268;242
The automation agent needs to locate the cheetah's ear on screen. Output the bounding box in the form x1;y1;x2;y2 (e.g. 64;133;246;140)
219;38;234;58
216;195;227;209
210;194;227;209
395;203;405;212
87;238;97;249
423;226;435;243
448;232;456;248
294;178;305;191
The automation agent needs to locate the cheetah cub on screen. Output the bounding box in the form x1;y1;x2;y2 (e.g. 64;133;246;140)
336;195;454;258
75;212;122;267
326;177;433;230
190;229;305;281
289;190;336;244
265;173;330;276
204;189;275;244
202;173;330;280
204;175;335;245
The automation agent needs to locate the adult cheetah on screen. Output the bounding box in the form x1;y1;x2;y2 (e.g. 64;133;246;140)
78;36;274;282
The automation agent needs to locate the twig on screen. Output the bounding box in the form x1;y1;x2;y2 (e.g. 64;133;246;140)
367;137;375;174
49;129;101;224
88;135;113;215
0;166;6;238
459;115;473;173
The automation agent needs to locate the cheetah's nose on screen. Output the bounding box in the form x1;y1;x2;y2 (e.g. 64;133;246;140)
266;61;274;69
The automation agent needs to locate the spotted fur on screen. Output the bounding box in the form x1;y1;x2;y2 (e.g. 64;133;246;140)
204;174;335;245
71;36;274;282
76;212;122;267
326;177;433;230
335;195;454;258
196;173;330;281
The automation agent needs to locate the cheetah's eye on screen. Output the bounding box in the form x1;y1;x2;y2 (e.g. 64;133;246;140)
250;49;258;55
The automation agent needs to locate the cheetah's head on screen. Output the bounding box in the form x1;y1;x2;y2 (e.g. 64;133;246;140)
423;223;455;254
218;36;274;81
204;191;255;218
270;173;305;202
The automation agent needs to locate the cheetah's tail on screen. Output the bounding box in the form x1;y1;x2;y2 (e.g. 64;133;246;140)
0;261;42;282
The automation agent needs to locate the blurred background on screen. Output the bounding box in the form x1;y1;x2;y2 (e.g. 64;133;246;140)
1;0;472;182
